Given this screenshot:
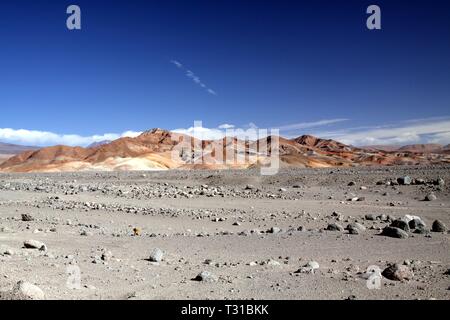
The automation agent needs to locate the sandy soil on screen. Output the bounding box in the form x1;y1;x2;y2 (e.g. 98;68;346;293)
0;166;449;300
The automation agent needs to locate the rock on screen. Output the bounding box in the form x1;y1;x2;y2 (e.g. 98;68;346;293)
101;250;113;261
12;281;45;300
266;259;281;266
382;264;413;281
425;193;437;201
149;248;163;262
23;240;47;251
346;222;366;234
397;176;412;185
435;178;445;186
80;230;93;236
193;271;218;282
381;227;409;239
413;226;429;234
133;227;141;236
326;223;344;232
347;182;356;186
296;261;320;274
268;227;281;234
390;219;410;232
203;259;214;265
408;217;426;229
365;214;377;221
21;214;34;222
431;220;447;232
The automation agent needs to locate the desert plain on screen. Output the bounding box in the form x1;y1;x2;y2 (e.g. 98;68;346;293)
0;165;449;300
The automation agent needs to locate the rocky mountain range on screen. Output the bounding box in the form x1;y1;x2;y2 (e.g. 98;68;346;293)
0;129;449;172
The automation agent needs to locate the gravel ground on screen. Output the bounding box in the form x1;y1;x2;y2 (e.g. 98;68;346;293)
0;165;449;300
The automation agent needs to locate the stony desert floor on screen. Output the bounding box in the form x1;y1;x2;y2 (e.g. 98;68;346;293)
0;166;449;300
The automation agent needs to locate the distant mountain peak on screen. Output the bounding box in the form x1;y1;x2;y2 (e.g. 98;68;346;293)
87;140;112;148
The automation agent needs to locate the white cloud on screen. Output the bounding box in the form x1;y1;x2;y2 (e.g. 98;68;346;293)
0;128;143;147
277;118;349;131
313;118;450;146
171;60;217;95
121;130;143;138
218;124;235;129
173;126;226;140
170;60;183;68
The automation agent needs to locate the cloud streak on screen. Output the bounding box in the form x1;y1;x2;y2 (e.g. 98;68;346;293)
170;60;217;95
0;128;142;148
276;118;349;132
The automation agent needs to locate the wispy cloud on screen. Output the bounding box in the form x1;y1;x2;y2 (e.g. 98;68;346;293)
312;117;450;146
0;128;142;147
218;123;235;129
276;118;349;132
170;60;217;95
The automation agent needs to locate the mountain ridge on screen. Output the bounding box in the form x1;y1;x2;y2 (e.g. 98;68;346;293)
1;129;448;172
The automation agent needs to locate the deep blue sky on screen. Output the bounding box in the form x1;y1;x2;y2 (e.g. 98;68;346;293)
0;0;449;145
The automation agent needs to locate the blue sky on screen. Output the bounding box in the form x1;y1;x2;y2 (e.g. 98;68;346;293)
0;0;449;147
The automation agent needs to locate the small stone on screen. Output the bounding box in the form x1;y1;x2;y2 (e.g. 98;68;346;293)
203;259;214;265
382;264;413;281
425;193;437;201
266;259;281;266
12;281;45;300
23;240;47;251
296;261;319;274
397;176;412;185
101;250;113;261
268;227;281;234
149;248;163;262
326;223;344;232
193;271;218;282
431;220;447;232
21;214;34;222
381;227;409;239
365;214;377;221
